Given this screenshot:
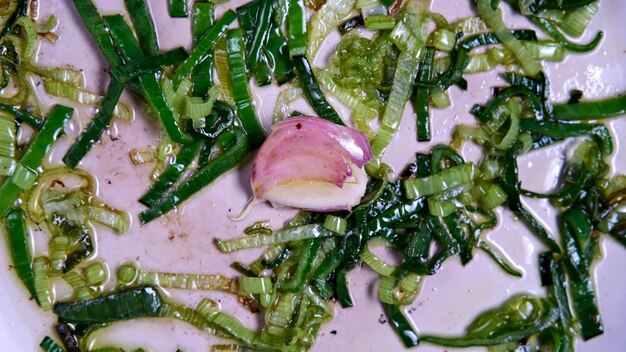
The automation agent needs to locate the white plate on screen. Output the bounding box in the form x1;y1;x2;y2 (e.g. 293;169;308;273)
1;1;625;351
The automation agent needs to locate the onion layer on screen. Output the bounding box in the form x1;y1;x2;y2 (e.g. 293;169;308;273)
251;116;372;211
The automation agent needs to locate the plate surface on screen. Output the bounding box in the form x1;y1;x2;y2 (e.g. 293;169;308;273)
0;1;625;351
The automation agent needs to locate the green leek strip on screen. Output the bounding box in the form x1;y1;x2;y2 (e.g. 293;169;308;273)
87;204;130;234
172;79;193;116
311;247;342;299
287;0;307;57
31;66;85;88
405;163;479;199
239;277;273;294
33;257;53;310
236;0;259;48
0;105;73;216
214;37;234;105
62;271;94;301
431;28;456;51
139;128;250;223
265;292;299;335
63;79;125;168
136;270;238;293
477;240;523;277
314;69;379;123
216;224;337;253
323;215;347;235
110;48;189;83
553;95;626;121
366;51;420;176
0;116;16;176
39;336;65;352
13;17;38;61
84;261;107;286
196;299;261;346
491;99;520;151
159;302;230;338
519;119;612;156
42;81;101;105
125;264;239;293
479;183;507;209
272;84;302;123
124;0;160;56
336;270;353;308
450;15;487;34
293;55;344;125
183;93;220;126
192;2;215;95
383;303;419;348
139;139;202;207
280;238;322;292
390;16;426;59
105;15;193;145
307;0;356;60
421;296;560;347
54;286;164;323
530;17;602;53
226;29;265;148
168;0;189;18
265;21;294;85
49;236;69;275
477;0;542;76
414;46;435;142
173;10;236;84
69;0;123;67
247;0;273;85
0;0;27;39
361;239;397;277
365;15;396;30
557;1;599;37
0;102;43;129
4;208;37;300
451;125;489;149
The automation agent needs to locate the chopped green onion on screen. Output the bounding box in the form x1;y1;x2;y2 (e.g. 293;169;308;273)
139;128;250;223
287;0;307;57
293;55;344;125
173;10;236;85
105;15;193;144
39;336;65;352
33;257;53;310
3;208;37;299
323;215;347;235
63;79;125;168
216;224;337;253
124;0;160;56
477;0;542;76
83;261;108;286
192;2;215;95
168;0;189;18
239;277;273;294
226;29;265;148
53;286;164;323
0;105;73;216
405;163;479;199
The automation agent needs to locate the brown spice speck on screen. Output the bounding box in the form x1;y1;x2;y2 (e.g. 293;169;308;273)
239;296;261;313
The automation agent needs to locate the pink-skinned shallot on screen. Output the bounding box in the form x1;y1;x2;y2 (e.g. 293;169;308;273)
239;116;372;215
